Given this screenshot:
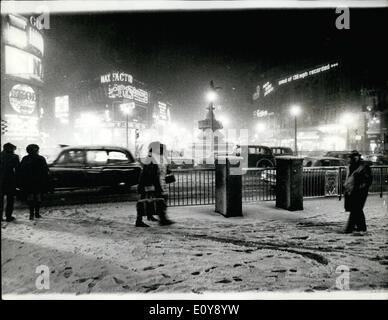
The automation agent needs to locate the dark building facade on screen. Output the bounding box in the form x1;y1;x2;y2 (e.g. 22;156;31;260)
1;14;45;154
252;60;387;154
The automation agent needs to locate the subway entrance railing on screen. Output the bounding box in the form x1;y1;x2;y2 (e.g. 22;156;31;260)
167;166;388;207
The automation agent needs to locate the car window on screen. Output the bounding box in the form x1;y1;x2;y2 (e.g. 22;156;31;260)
321;160;331;166
330;160;340;166
87;150;108;165
56;150;85;166
248;147;256;154
107;150;132;164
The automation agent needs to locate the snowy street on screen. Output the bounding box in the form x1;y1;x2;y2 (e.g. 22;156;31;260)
2;195;388;296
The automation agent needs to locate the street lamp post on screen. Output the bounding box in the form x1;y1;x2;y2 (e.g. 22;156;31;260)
120;102;134;149
290;105;302;156
126;112;129;149
340;112;355;150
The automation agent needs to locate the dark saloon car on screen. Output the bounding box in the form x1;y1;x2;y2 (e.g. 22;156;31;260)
48;146;142;190
270;147;294;157
235;145;275;168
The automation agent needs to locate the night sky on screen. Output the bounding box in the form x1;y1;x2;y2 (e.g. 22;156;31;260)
44;8;388;129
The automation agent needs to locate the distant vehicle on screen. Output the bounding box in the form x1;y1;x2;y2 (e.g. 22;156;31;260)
363;153;388;165
303;157;347;167
168;150;195;169
262;156;347;188
324;151;375;166
270;147;294;157
48;146;142;190
324;151;353;160
235;145;275;168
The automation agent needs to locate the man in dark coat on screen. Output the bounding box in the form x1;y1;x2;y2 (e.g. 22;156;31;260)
18;144;49;220
344;150;373;233
0;143;20;222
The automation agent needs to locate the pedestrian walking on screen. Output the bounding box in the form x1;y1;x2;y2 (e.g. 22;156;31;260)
17;144;50;220
0;143;20;222
136;141;174;227
343;150;373;233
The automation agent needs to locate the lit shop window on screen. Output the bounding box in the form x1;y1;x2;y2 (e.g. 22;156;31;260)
8;14;27;30
29;27;44;55
5;45;43;81
6;25;28;48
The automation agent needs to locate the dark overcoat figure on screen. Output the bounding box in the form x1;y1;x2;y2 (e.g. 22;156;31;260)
0;143;20;221
17;144;49;220
344;150;372;233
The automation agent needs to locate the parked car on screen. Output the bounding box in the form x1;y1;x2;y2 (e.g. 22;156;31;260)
235;145;275;168
270;147;294;157
48;146;142;190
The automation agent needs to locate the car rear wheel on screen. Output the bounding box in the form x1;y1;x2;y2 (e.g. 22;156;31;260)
256;160;273;168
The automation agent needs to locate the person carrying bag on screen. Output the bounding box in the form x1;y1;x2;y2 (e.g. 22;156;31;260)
135;142;175;227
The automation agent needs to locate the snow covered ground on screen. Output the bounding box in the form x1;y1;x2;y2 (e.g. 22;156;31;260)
2;194;388;298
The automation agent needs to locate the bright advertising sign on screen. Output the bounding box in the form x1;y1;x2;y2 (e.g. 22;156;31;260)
100;71;149;104
4;84;39;139
9;84;37;114
108;84;149;104
278;62;339;86
55;95;70;123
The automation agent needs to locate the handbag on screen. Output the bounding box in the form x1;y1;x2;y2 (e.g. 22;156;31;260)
165;174;176;184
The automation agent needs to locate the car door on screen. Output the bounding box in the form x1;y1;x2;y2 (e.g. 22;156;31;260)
104;149;140;187
49;149;87;189
84;150;108;187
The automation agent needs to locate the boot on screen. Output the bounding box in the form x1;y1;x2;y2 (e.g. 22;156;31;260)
159;217;174;226
28;202;34;220
135;219;150;227
147;215;158;222
35;204;41;218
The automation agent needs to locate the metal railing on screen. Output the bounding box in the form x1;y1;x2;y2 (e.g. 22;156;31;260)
167;168;215;206
242;168;276;202
167;166;388;207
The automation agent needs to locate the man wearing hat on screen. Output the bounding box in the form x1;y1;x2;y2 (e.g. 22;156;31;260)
0;143;20;222
343;150;373;233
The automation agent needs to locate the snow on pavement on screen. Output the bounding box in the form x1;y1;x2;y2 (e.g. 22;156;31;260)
1;195;388;296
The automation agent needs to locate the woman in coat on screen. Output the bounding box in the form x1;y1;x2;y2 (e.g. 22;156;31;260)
136;141;174;227
18;144;50;220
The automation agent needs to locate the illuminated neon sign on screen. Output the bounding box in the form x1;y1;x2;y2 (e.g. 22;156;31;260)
101;71;133;84
108;84;149;104
278;62;339;86
9;84;37;115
